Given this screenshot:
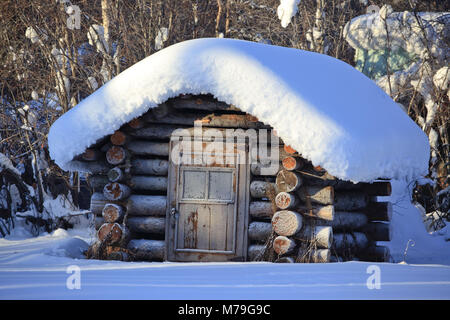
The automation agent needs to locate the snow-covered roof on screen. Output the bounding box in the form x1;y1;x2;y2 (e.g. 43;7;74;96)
48;38;429;182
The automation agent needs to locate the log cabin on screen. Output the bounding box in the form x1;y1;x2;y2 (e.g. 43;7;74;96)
47;38;429;264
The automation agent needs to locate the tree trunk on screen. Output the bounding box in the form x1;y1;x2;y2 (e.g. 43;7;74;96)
272;210;303;236
101;0;111;54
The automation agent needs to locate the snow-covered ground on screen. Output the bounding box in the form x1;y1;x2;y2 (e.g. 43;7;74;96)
0;235;449;300
0;180;448;300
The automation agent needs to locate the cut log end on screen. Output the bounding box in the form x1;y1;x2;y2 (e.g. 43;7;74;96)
298;186;335;206
273;236;296;255
297;225;333;249
103;182;131;201
276;170;302;192
110;131;128;146
283;145;298;155
300;205;335;221
272;210;303;236
97;223;124;245
106;146;127;165
107;167;124;183
102;203;124;223
282;156;303;171
275;192;297;210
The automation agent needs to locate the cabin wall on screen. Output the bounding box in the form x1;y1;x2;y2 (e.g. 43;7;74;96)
82;94;392;263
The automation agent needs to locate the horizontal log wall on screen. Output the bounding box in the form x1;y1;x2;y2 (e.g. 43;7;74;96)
82;94;392;263
87;95;276;261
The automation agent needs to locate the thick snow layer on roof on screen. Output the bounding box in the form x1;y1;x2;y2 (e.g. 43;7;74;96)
48;38;429;182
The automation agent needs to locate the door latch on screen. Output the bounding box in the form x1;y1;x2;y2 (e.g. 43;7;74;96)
170;207;179;228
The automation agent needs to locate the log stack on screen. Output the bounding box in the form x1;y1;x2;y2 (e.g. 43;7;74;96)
87;118;170;261
247;143;393;263
79;94;393;263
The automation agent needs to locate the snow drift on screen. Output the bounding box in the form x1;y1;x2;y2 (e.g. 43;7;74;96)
48;38;429;182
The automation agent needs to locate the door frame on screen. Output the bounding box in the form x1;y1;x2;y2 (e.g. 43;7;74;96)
164;132;250;262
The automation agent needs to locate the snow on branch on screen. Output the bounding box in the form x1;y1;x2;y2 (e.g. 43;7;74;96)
277;0;300;28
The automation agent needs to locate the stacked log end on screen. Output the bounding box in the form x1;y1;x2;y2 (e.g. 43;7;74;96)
249;144;393;263
88;117;170;262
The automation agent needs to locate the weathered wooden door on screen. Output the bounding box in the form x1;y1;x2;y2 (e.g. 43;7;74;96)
166;134;249;262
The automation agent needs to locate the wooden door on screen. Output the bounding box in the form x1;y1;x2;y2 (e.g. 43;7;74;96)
166;136;249;262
